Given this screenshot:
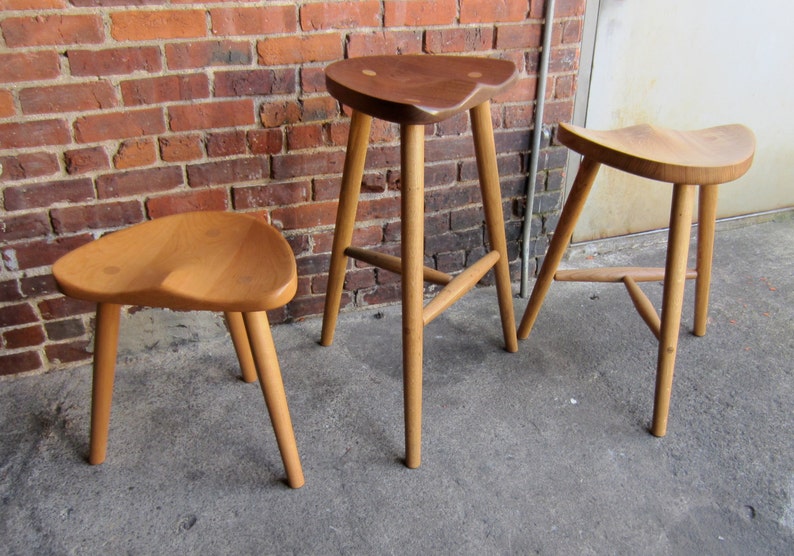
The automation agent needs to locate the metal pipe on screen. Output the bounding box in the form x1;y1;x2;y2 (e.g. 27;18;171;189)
520;0;556;297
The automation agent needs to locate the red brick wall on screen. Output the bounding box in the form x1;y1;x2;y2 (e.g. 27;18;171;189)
0;0;585;376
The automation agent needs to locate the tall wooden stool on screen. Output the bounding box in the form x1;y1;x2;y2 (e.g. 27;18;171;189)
321;55;519;468
518;123;756;436
53;211;305;488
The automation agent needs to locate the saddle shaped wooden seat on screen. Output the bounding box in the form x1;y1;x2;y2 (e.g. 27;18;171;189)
518;122;756;436
53;211;304;488
321;55;519;468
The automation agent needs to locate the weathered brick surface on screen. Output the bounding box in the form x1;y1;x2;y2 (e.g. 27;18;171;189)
0;0;585;376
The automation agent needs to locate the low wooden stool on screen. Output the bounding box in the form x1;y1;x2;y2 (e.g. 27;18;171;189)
518;123;756;436
53;211;305;488
320;55;519;468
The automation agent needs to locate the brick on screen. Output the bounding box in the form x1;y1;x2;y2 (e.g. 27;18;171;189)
21;273;59;298
74;108;165;143
113;138;157;169
0;51;60;84
20;81;118;115
301;96;338;122
0;120;70;149
96;166;183;199
68;47;161;77
549;45;580;74
1;14;103;47
121;74;209;106
425;27;495;54
206;131;246;158
51;200;144;233
169;99;255;132
496;23;543;49
187;157;268;188
210;6;297;36
4;178;94;211
271;150;346;180
0;212;51;242
1;279;22;303
271;201;337;230
45;318;86;342
347;30;423;57
286;124;324;151
46;341;92;365
460;0;529;24
301;67;326;94
64;146;110;175
260;100;302;128
146;188;228;218
159;135;204;162
256;33;343;65
0;303;37;327
0;152;60;181
38;293;95;320
3;325;46;349
9;234;89;271
0;90;14;118
233;181;311;209
384;0;457;26
0;351;42;376
214;69;296;97
1;0;66;9
110;10;206;41
553;0;587;17
301;1;381;31
165;40;251;70
247;129;283;155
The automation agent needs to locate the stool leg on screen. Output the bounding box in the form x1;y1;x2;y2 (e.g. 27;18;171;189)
89;302;122;465
243;311;304;488
321;110;373;347
652;183;696;437
224;312;257;383
470;101;518;353
517;157;602;339
402;123;426;469
693;184;719;337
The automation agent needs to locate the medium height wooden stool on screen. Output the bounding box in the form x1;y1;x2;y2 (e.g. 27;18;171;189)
518;123;756;436
53;211;304;488
321;55;519;468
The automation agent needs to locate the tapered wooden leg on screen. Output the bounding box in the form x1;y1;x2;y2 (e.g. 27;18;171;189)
402;124;425;469
224;312;257;383
321;110;373;347
693;184;719;337
470;101;518;353
89;302;122;465
517;157;602;339
652;183;696;437
243;311;304;488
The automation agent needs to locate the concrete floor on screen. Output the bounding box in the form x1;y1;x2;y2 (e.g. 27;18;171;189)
1;213;792;554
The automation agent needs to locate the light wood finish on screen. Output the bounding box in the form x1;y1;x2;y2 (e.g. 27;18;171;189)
53;211;304;488
225;311;257;383
519;123;755;436
321;55;518;468
321;110;372;347
344;246;452;286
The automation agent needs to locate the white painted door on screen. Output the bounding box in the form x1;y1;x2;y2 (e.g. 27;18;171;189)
571;0;794;242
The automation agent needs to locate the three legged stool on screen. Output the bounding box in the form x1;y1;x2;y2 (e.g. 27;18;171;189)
53;211;305;488
518;123;755;436
321;55;519;468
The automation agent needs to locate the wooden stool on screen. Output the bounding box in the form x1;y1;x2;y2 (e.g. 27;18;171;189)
321;55;519;468
52;211;305;488
518;123;756;436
